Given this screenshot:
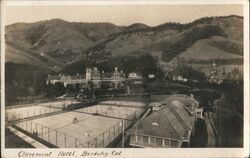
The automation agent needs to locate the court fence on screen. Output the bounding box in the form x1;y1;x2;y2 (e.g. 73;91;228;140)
5;104;65;122
73;105;142;121
13;110;138;148
87;115;135;148
5;100;99;122
14;120;88;148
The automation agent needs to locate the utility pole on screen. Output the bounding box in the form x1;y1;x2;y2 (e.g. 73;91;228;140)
135;118;139;142
33;71;37;84
122;118;125;148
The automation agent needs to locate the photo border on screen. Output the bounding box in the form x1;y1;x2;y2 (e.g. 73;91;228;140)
1;0;249;158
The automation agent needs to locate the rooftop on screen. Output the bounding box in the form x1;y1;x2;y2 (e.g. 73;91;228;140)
160;94;199;110
127;98;195;141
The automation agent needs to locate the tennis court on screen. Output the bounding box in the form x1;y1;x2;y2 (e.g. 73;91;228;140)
14;102;146;148
5;100;80;121
74;104;145;119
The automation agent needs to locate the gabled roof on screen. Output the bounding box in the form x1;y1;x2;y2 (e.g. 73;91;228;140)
127;100;195;141
160;94;198;111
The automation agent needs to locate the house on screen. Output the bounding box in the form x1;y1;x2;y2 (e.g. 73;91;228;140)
128;72;142;79
126;99;196;148
148;74;155;79
127;72;143;85
46;75;60;85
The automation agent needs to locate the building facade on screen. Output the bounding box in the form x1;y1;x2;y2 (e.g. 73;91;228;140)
47;67;126;90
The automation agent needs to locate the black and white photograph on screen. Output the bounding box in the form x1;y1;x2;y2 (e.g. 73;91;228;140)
1;0;249;158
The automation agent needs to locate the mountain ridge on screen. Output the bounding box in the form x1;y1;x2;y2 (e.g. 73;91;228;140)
5;15;243;74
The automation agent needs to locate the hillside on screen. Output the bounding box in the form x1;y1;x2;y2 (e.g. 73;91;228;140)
5;43;62;72
86;16;243;63
169;37;242;63
5;15;243;74
5;19;125;65
5;15;244;104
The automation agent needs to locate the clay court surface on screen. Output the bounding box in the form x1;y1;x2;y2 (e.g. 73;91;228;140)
74;103;144;119
99;100;145;107
13;103;145;148
5;100;79;121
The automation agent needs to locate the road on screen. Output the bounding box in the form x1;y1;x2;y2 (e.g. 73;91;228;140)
214;91;243;147
188;84;243;147
190;118;208;147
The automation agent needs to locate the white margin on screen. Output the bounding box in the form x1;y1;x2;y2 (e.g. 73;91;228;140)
1;0;249;158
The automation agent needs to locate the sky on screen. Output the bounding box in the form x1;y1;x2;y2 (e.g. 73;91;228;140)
4;4;243;26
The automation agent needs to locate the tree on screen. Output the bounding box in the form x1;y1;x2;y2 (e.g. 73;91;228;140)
66;84;75;94
75;83;80;93
176;65;207;82
54;82;66;97
45;82;55;98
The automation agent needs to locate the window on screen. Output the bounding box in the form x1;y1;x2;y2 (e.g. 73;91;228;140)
130;134;135;142
181;142;189;148
171;140;179;147
156;138;163;146
137;135;142;142
142;136;148;143
150;137;156;144
164;139;170;147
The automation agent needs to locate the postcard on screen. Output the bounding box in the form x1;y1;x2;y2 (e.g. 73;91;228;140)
1;0;249;158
